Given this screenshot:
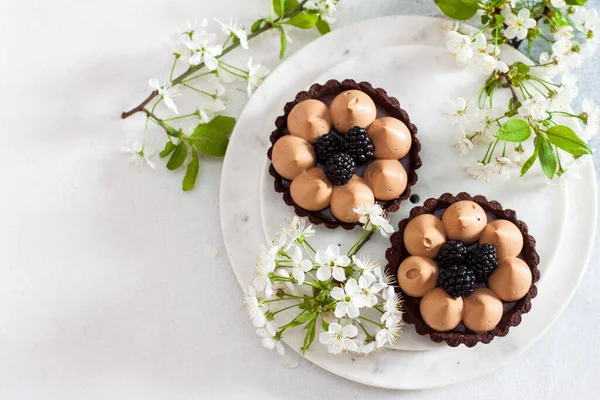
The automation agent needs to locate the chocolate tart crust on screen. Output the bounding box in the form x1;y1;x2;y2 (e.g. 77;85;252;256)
267;79;422;230
385;192;541;347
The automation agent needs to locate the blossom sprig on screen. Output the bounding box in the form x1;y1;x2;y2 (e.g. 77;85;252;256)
244;209;403;357
120;0;340;191
438;0;596;182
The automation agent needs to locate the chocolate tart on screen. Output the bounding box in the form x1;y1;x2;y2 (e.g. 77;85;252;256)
267;79;422;230
385;192;540;347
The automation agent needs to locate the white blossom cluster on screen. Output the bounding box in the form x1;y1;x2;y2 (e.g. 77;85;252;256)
244;208;403;356
441;2;598;183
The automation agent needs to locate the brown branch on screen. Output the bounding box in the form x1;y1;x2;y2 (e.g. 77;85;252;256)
121;90;159;119
353;231;375;255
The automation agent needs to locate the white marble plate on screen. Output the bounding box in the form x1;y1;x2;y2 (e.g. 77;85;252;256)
220;16;598;388
258;44;568;351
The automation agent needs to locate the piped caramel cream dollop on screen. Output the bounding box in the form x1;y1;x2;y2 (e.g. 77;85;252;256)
330;90;377;134
479;219;524;260
420;287;464;332
363;159;407;201
367;117;412;159
271;135;316;180
397;256;439;298
442;201;487;244
287;99;332;144
488;257;532;302
330;175;375;223
403;214;447;258
462;288;503;332
290;167;333;211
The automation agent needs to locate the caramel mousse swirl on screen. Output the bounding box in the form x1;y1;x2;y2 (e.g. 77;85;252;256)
479;219;524;260
397;256;439;297
403;214;447;258
271;135;316;180
442;201;487;244
462;288;503;332
367;117;412;159
290;167;332;211
330;175;375;223
287;99;332;144
363;159;407;201
488;257;532;302
420;287;464;332
329;90;377;134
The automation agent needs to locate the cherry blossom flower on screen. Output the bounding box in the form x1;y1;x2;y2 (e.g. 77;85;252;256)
121;143;156;169
352;255;380;279
518;95;549;121
582;99;600;139
502;8;537;40
288;246;312;285
552;25;574;41
443;97;470;126
441;19;459;33
551;0;566;8
472;35;509;74
375;316;402;347
315;245;350;281
149;79;180;115
357;275;384;307
354;203;394;237
331;278;364;318
185;31;223;70
319;323;358;354
244;286;268;327
381;286;402;323
466;162;500;182
281;216;315;243
215;18;249;49
445;31;473;64
305;0;338;24
452;129;474;155
246;57;270;97
470;107;506;143
176;18;208;35
256;322;284;355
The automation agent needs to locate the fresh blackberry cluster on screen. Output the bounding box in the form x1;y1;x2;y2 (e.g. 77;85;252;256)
314;133;344;163
435;240;468;268
324;153;356;185
466;244;498;282
344;126;374;164
438;264;475;298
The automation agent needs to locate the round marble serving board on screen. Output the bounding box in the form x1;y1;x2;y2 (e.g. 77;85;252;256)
220;16;598;389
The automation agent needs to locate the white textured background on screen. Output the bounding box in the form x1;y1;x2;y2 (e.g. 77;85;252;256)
0;0;598;398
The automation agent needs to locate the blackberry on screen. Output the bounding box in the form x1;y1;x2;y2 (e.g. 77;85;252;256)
467;244;498;282
314;134;344;163
435;240;468;268
438;264;475;298
324;153;356;186
344;126;374;164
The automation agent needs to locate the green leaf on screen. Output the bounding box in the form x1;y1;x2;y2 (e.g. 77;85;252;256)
280;311;317;330
316;18;330;35
481;14;489;25
321;318;329;332
188;116;235;157
159;141;176;159
536;136;557;179
496;119;531;142
495;14;505;25
520;141;539;176
566;0;587;5
301;317;317;355
251;18;264;33
166;141;187;170
546;125;592;156
182;150;199;191
277;26;287;59
286;12;318;29
272;0;298;16
434;0;478;20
